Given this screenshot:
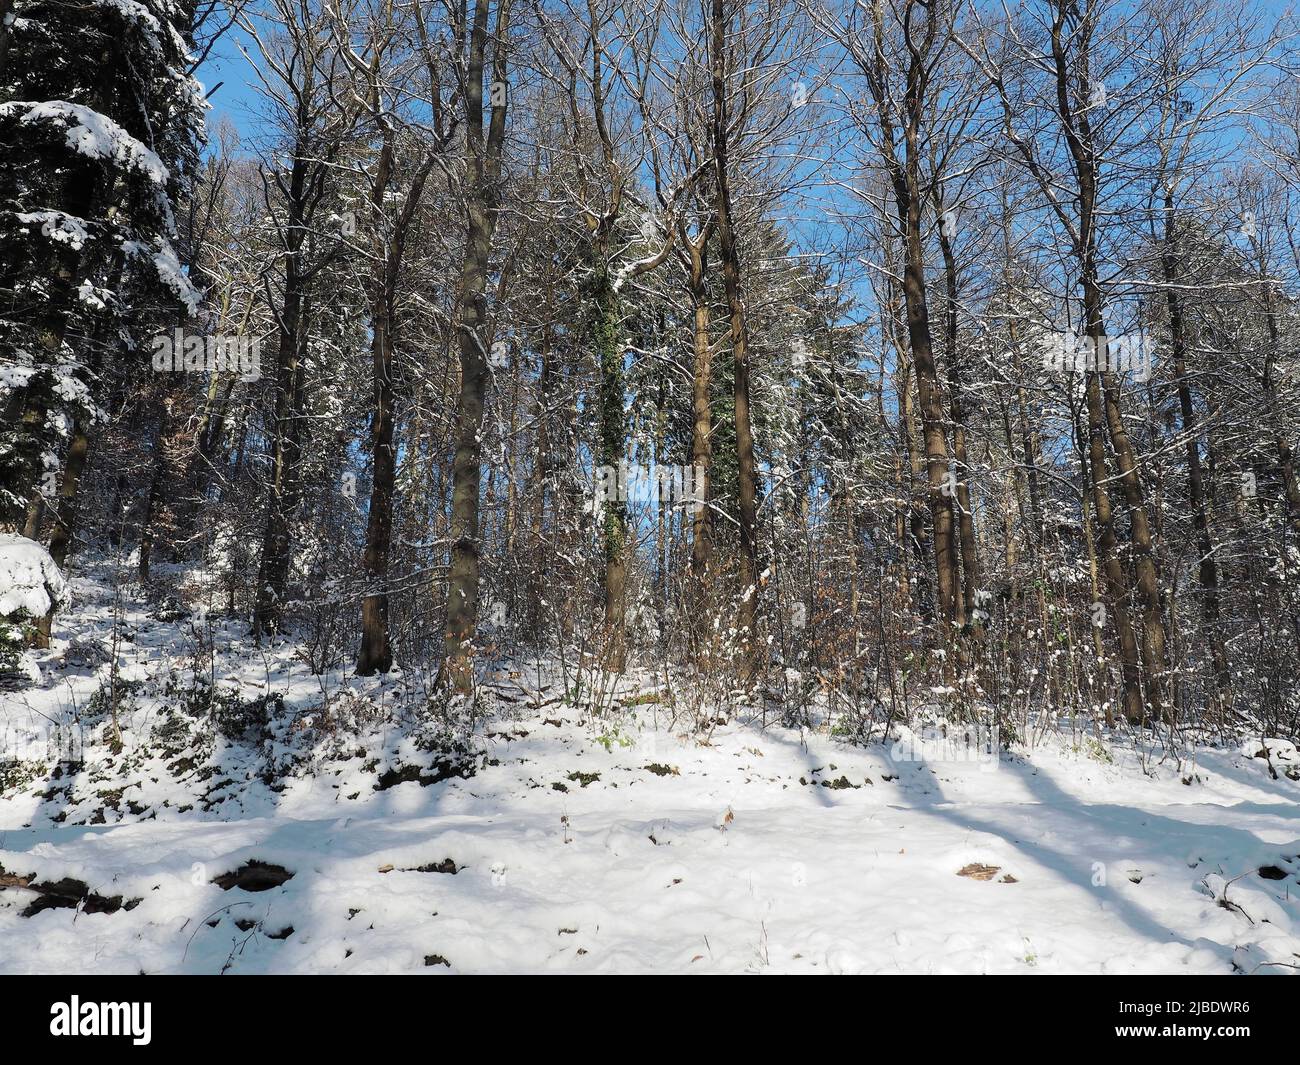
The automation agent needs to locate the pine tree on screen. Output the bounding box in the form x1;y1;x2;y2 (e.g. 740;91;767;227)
0;0;204;529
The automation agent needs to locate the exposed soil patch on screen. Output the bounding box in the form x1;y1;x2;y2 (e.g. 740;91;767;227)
234;916;293;939
410;859;458;874
379;858;458;875
375;759;475;791
0;866;140;917
212;861;295;892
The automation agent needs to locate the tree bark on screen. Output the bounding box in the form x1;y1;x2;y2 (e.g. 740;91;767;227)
1161;199;1228;700
1047;9;1165;722
934;189;978;626
443;0;511;692
710;0;761;680
684;224;715;584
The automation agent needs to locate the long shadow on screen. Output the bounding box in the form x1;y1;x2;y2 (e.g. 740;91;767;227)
1186;746;1300;805
727;717;843;810
2;683;93;833
916;755;1300;968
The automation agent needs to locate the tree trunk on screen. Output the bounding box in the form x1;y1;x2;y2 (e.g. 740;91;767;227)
934;193;978;626
710;0;760;681
32;421;90;645
1162;199;1228;701
252;272;307;637
47;420;89;570
443;0;511;692
1049;15;1164;722
594;273;628;672
357;308;397;675
686;232;714;582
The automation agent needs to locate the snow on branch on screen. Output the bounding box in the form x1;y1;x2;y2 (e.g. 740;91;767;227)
0;100;170;186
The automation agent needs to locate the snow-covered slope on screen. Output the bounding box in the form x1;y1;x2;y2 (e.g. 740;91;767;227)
1;560;1297;974
0;534;69;619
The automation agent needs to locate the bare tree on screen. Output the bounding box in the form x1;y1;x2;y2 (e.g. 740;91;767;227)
442;0;514;692
243;0;359;637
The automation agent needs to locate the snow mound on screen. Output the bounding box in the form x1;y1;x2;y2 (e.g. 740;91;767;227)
0;534;69;618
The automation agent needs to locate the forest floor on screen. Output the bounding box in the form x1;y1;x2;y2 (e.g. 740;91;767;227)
1;558;1299;974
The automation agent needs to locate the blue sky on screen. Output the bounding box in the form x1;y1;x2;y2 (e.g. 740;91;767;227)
198;23;263;146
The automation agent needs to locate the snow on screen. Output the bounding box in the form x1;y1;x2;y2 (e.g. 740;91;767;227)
96;0;163;39
0;558;1297;974
77;280;107;311
47;368;93;410
14;211;90;251
0;534;69;618
0;101;170;186
121;240;201;313
0;362;37;391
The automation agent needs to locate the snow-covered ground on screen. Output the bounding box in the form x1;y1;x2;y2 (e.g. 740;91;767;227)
1;559;1298;974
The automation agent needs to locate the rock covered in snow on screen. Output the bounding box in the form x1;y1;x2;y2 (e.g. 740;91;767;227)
0;533;69;619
